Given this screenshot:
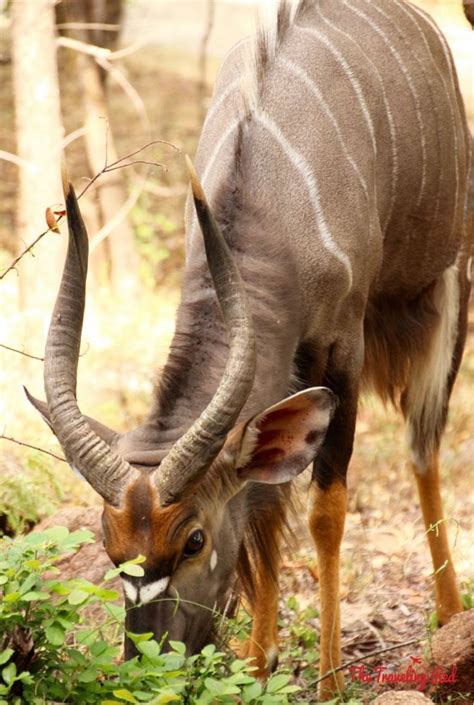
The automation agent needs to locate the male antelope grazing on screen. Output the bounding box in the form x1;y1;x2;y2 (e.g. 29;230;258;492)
27;0;471;699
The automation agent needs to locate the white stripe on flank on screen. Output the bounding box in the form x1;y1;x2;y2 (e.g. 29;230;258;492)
400;0;460;235
217;37;250;84
295;24;377;156
409;0;471;173
315;5;398;233
407;3;456;84
255;111;353;289
279;57;369;200
140;577;170;605
200;78;241;136
189;117;241;242
344;0;427;208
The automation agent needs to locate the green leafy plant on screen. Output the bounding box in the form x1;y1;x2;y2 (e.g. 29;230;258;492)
0;455;62;536
0;527;300;704
279;595;320;684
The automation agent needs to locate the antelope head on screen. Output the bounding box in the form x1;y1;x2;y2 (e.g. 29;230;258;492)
26;159;335;657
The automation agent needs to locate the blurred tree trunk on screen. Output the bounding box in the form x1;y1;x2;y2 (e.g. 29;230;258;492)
77;53;139;296
11;0;65;314
198;0;216;125
56;0;139;296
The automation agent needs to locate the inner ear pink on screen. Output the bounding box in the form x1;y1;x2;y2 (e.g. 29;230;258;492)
250;447;286;467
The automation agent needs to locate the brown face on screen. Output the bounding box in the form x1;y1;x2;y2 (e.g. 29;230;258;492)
102;471;243;657
99;388;336;659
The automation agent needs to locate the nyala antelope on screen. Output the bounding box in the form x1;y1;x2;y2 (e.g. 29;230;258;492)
27;0;471;699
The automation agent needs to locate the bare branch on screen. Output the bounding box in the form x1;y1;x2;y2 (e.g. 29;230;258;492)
0;343;44;361
0;434;66;463
0;140;178;280
105;40;149;62
56;35;110;59
94;54;151;133
54;127;87;154
56;22;120;32
108;139;180;165
198;0;216;123
0;150;38;172
89;141;180;252
56;35;165;256
56;35;147;62
0;226;59;280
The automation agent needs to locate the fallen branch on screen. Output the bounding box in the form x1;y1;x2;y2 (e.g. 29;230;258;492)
314;636;423;685
0;140;177;281
0;434;66;463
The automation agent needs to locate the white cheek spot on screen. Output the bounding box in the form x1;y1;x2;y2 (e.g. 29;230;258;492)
210;550;218;572
121;578;138;604
140;577;170;605
466;256;472;282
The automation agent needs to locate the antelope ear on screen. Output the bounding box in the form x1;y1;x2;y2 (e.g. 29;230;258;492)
234;387;336;484
24;387;119;447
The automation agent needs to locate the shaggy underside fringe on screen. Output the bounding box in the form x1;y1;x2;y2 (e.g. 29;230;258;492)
237;481;297;609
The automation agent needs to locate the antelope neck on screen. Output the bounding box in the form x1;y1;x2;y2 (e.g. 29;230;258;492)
150;250;301;446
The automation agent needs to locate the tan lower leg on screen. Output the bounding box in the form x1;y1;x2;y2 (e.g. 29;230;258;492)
412;453;463;624
242;563;280;678
308;481;347;701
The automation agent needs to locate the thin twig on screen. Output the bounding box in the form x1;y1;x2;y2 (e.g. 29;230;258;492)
104;159;164;172
314;636;423;685
0;342;89;360
0;227;57;280
0;434;66;463
0;343;44;361
0;140;177;280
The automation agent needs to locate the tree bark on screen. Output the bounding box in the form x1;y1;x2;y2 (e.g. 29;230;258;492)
77;52;139;296
56;0;139;296
12;0;66;314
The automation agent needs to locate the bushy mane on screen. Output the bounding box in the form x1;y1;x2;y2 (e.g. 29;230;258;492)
245;0;315;112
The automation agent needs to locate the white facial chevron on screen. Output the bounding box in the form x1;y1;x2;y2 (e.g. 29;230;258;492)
140;577;170;604
121;579;138;603
121;577;170;605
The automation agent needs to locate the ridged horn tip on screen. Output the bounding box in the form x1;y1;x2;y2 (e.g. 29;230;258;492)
60;158;72;199
185;155;206;204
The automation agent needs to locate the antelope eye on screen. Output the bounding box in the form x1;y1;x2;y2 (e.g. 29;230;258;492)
184;529;205;557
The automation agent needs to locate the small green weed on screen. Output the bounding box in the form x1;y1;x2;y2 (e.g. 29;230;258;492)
0;454;62;536
278;595;320;684
0;527;300;704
